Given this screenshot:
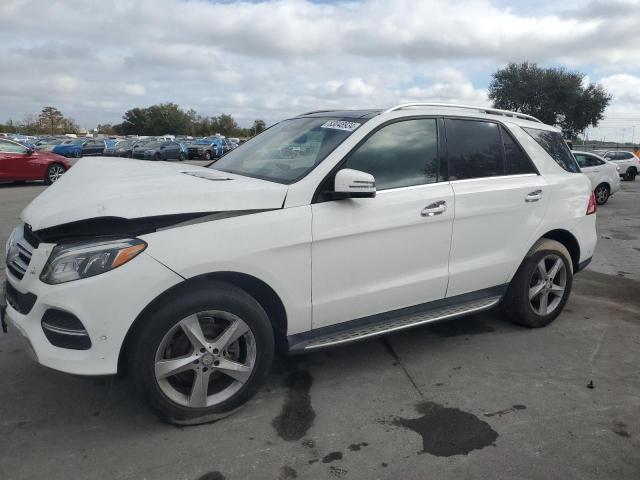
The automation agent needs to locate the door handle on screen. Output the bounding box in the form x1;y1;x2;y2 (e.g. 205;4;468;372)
421;200;447;217
525;190;543;203
592;169;600;173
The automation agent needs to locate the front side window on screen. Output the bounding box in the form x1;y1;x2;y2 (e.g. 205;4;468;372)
213;117;363;184
343;119;438;190
523;127;580;173
446;119;503;180
0;139;27;154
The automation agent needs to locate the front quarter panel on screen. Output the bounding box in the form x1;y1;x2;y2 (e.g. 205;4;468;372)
142;206;313;336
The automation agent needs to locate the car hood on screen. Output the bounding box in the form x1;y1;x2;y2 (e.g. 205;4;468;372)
22;157;288;232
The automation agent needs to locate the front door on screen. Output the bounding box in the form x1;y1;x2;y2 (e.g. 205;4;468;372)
311;118;454;329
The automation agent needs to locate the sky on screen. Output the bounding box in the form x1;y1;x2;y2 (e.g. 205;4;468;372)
1;0;640;142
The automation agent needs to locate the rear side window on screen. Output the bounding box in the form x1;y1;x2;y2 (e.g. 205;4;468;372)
446;119;504;180
501;126;536;174
344;118;438;190
523;128;580;173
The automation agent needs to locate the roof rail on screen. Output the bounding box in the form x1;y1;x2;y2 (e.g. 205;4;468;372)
384;103;542;123
298;109;344;116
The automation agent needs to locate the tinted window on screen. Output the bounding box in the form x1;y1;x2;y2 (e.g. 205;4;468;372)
344;119;438;190
446;119;503;180
619;152;635;160
501;126;536;174
523;128;580;173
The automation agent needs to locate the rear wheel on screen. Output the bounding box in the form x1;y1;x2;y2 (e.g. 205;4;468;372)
594;183;610;205
154;153;162;162
44;163;66;185
502;239;573;328
130;282;274;425
178;152;185;161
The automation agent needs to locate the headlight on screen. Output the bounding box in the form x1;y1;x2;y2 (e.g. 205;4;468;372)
40;238;147;285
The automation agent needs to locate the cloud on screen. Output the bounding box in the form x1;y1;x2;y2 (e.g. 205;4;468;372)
0;0;638;135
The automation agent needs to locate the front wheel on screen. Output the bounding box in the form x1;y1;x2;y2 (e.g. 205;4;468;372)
594;183;610;205
130;282;274;425
625;168;637;181
44;163;66;185
178;152;185;162
502;239;573;328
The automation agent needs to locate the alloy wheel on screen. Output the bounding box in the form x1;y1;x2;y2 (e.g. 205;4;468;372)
48;164;65;183
594;185;609;204
154;311;256;408
528;254;567;316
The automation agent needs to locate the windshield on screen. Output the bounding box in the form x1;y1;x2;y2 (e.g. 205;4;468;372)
211;117;363;183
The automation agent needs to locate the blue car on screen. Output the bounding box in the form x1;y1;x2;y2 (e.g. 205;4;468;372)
53;139;107;158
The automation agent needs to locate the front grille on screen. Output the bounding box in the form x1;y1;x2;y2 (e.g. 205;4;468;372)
7;225;36;281
5;281;37;315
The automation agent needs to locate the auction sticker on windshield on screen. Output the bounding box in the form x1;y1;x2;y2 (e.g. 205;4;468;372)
320;120;360;132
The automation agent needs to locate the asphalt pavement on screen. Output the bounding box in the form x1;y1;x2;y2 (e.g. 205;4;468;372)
0;164;638;480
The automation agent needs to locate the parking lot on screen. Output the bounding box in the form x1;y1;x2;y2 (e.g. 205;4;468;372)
0;173;639;480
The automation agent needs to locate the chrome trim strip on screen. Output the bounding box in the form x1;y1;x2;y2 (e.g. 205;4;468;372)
41;322;89;337
303;297;501;350
9;258;27;273
448;173;538;184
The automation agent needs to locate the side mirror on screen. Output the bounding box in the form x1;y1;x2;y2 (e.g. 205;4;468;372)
26;148;34;155
332;168;376;199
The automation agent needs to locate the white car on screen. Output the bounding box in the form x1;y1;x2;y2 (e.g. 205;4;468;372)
2;103;597;424
591;150;639;181
572;150;621;205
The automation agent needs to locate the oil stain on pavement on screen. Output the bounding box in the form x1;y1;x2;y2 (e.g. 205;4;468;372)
392;401;498;456
272;370;316;441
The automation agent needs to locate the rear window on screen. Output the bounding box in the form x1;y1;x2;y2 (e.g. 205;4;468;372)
523;128;580;173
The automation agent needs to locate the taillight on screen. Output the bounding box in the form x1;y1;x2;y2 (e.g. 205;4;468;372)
586;192;597;215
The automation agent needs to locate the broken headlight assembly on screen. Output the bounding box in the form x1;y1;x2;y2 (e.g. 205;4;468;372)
40;238;147;285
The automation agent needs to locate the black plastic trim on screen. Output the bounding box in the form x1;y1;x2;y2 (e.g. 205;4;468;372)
4;281;37;315
287;284;507;352
577;257;592;273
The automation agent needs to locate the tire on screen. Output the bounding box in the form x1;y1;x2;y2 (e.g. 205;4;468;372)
204;151;212;161
178;152;185;162
129;281;275;425
74;150;81;158
154;153;162;162
44;163;66;185
594;183;610;205
625;168;637;181
502;239;573;328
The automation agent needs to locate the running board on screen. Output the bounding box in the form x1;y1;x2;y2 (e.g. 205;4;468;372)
288;294;503;353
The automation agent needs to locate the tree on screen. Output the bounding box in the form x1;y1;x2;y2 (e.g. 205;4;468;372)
488;62;611;138
38;106;65;135
253;119;266;135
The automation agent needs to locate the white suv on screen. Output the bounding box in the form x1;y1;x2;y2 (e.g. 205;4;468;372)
2;103;597;424
592;150;640;181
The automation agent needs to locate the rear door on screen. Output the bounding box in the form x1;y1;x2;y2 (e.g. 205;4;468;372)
445;119;548;297
311;118;454;328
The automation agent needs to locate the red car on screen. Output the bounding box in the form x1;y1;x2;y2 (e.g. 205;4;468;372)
0;138;71;184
